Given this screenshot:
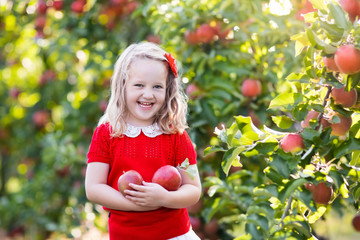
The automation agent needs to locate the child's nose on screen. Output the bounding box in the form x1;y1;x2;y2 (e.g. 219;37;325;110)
142;88;154;98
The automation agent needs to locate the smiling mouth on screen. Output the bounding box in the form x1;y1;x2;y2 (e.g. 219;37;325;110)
138;101;154;108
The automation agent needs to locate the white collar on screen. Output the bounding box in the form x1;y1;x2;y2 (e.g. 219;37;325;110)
123;123;163;138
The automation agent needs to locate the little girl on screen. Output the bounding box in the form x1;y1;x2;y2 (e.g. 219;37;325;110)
85;42;202;240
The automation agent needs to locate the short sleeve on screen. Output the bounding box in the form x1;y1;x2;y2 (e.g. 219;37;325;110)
87;124;112;164
174;130;197;166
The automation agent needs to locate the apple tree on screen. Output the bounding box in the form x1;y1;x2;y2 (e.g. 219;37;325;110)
0;0;152;238
203;0;360;239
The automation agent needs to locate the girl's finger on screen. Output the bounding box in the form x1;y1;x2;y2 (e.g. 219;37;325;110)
129;183;146;191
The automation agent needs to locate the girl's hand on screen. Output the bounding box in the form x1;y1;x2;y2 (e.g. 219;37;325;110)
124;181;168;207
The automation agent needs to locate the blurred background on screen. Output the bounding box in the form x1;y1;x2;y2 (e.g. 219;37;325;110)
1;0;360;239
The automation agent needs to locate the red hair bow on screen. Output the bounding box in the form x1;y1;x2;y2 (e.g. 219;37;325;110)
165;53;178;77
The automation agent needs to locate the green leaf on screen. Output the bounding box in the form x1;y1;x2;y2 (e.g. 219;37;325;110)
226;122;241;146
286;72;311;83
271;115;293;129
177;158;197;180
347;71;360;89
308;206;327;224
222;146;246;175
244;141;278;157
291;32;310;56
269;93;303;109
328;3;349;29
334;137;360;159
271;155;290;179
279;178;308;203
234;116;265;145
246;213;269;232
282;221;312;238
203;146;226;157
352;182;360;202
350;151;360;166
264;167;284;185
306;29;337;54
309;0;327;10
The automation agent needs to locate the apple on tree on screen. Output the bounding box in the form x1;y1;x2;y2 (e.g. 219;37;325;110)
301;110;330;129
53;0;63;11
323;56;339;72
37;0;47;14
184;30;198;45
118;170;143;195
330;86;358;108
32;110;50;128
196;24;216;43
334;44;360;74
152;165;182;191
186;83;201;100
189;216;202;232
311;182;333;205
71;0;86;13
339;0;360;22
296;0;315;21
329;113;352;136
279;133;305;154
352;212;360;232
241;79;262;98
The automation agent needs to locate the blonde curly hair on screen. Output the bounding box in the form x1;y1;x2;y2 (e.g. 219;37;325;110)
98;42;188;137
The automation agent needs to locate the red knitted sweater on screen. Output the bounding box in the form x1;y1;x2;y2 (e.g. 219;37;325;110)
87;123;197;239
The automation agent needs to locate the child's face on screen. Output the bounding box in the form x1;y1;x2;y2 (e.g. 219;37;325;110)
124;58;167;127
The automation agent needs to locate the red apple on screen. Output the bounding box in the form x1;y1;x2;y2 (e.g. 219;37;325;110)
241;79;262;98
352;212;360;231
37;0;47;14
296;0;315;21
9;87;20;99
330;113;352;136
124;1;139;14
212;22;231;39
331;86;358;108
304;183;315;191
186;83;201;100
280;133;305;154
53;0;63;11
118;170;143;195
204;218;219;235
32;110;50;128
323;56;339;72
301;110;330;129
71;1;85;13
152;165;182;191
190;216;202;232
111;0;126;6
35;16;46;30
146;34;161;44
311;182;333;205
39;70;56;85
187;200;204;215
185;30;198;45
339;0;360;22
196;24;216;43
334;45;360;74
56;166;70;178
99;100;108;112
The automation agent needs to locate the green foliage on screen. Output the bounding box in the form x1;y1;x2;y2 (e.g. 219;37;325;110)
1;0;360;239
204;0;360;239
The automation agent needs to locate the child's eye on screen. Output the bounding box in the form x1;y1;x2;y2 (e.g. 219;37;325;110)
154;85;163;89
135;84;143;87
